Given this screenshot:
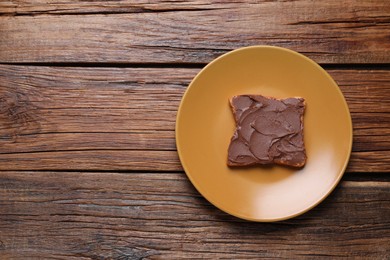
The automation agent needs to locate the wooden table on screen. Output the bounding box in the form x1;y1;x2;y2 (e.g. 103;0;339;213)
1;1;389;258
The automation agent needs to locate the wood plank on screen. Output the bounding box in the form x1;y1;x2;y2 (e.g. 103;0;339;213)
1;0;389;18
348;151;390;172
327;69;390;113
350;112;390;152
1;1;389;63
2;126;387;154
0;149;387;172
3;0;232;14
1;66;388;113
0;132;175;152
1;65;389;172
0;171;389;258
0;150;180;171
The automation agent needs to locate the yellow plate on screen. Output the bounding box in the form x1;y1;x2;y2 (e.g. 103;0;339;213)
176;46;352;222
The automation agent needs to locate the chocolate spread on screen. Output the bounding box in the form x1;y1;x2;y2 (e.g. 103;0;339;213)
227;95;307;167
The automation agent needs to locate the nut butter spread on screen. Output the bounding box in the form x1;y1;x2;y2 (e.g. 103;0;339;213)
228;95;307;167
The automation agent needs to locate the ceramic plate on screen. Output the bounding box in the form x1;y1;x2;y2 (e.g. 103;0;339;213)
176;46;352;222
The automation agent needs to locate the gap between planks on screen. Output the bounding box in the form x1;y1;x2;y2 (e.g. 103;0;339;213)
0;62;389;70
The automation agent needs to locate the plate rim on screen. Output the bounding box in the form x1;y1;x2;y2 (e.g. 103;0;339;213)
175;45;353;222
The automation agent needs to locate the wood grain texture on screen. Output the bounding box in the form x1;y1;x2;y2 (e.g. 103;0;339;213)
0;171;389;259
1;65;389;172
1;1;389;64
1;1;388;259
3;0;234;14
0;150;388;172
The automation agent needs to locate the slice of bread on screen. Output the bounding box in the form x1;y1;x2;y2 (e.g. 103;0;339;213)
228;95;306;168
